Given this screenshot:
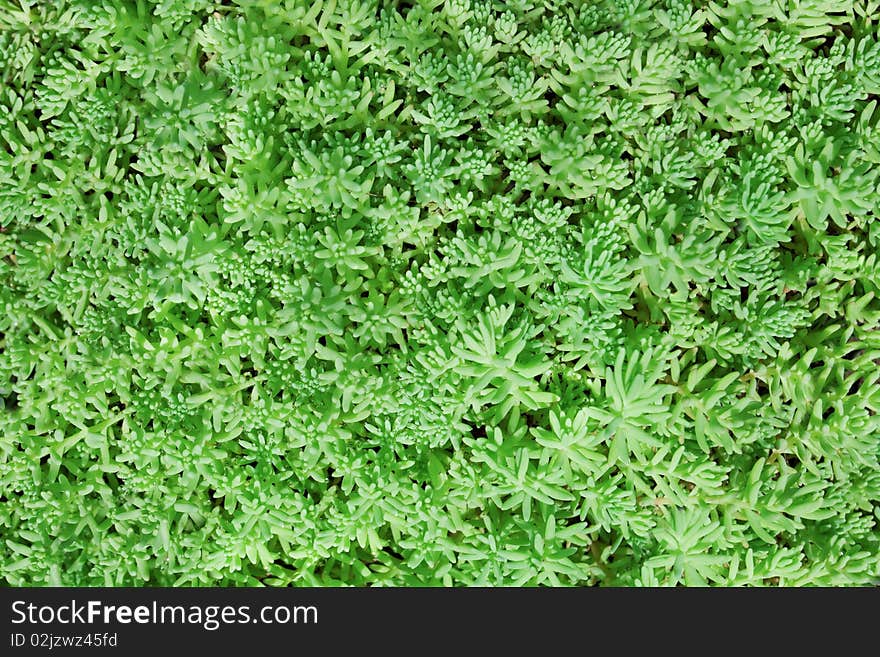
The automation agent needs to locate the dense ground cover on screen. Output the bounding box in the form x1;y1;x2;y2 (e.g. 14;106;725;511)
1;0;879;585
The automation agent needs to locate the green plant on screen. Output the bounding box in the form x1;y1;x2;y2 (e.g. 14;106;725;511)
1;0;879;587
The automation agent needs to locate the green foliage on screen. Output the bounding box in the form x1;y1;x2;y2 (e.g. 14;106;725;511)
1;0;879;587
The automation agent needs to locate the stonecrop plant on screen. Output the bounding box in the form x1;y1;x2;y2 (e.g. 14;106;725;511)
1;0;879;587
